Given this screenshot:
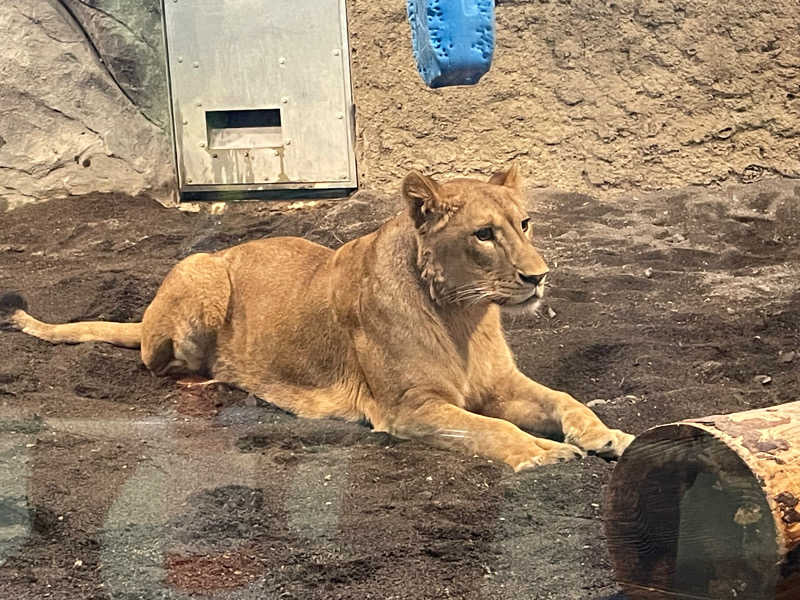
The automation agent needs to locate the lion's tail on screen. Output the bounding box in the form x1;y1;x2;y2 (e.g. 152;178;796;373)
1;292;142;349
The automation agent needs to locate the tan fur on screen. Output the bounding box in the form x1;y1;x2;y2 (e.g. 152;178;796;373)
6;165;633;470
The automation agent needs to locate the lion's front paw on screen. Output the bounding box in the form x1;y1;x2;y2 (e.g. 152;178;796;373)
512;440;586;472
569;428;634;459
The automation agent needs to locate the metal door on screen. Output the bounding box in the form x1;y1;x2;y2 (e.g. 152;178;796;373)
163;0;357;192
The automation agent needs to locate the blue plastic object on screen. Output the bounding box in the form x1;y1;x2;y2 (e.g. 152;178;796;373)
407;0;495;88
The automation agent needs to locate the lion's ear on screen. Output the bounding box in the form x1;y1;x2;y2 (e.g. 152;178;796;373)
403;171;446;229
488;163;522;190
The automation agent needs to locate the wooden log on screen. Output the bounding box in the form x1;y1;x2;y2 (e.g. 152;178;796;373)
604;401;800;600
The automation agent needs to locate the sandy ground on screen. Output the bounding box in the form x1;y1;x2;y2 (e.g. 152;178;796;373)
0;176;799;599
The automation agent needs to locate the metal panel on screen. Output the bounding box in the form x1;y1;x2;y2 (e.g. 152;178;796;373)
162;0;357;191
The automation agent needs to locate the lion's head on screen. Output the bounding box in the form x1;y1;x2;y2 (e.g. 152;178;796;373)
402;164;549;312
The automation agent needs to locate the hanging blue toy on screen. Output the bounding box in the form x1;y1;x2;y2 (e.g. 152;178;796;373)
407;0;495;88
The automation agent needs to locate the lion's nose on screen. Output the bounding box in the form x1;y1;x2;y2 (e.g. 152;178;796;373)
518;271;548;286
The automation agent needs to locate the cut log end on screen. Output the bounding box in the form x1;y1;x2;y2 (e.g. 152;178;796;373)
605;422;787;600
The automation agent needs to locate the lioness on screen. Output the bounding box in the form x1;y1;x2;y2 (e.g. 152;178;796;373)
2;165;633;470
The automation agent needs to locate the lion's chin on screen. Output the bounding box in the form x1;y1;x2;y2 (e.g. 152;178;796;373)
499;292;543;316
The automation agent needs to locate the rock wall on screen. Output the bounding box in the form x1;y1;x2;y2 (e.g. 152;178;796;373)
1;0;799;210
61;0;169;129
349;0;800;194
0;0;172;211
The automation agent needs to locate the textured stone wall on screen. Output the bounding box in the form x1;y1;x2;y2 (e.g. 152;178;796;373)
348;0;800;194
61;0;169;129
0;0;173;211
1;0;799;210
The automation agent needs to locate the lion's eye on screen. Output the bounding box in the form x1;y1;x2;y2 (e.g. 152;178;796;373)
521;218;530;231
474;227;494;242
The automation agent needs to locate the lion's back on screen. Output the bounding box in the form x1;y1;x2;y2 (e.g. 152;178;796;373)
218;236;333;280
212;236;345;389
216;235;336;339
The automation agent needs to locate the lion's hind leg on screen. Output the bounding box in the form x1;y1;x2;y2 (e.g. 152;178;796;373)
140;253;231;377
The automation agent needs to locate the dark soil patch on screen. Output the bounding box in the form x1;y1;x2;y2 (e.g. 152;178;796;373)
0;178;799;599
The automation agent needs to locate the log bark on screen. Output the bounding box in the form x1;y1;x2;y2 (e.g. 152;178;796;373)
604;401;800;600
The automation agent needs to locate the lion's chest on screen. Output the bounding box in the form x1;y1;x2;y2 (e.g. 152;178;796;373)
445;317;515;409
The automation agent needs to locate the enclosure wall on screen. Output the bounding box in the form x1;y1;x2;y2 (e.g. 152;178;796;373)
1;0;798;209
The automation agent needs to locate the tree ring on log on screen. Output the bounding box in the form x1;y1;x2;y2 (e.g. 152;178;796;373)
605;423;779;600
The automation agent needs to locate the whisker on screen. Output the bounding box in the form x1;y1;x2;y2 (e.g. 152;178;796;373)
441;282;496;304
445;289;486;302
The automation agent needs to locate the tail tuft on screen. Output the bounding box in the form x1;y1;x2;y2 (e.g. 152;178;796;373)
0;292;28;320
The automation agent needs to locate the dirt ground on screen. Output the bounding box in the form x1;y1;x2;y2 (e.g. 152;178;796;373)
0;177;799;600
